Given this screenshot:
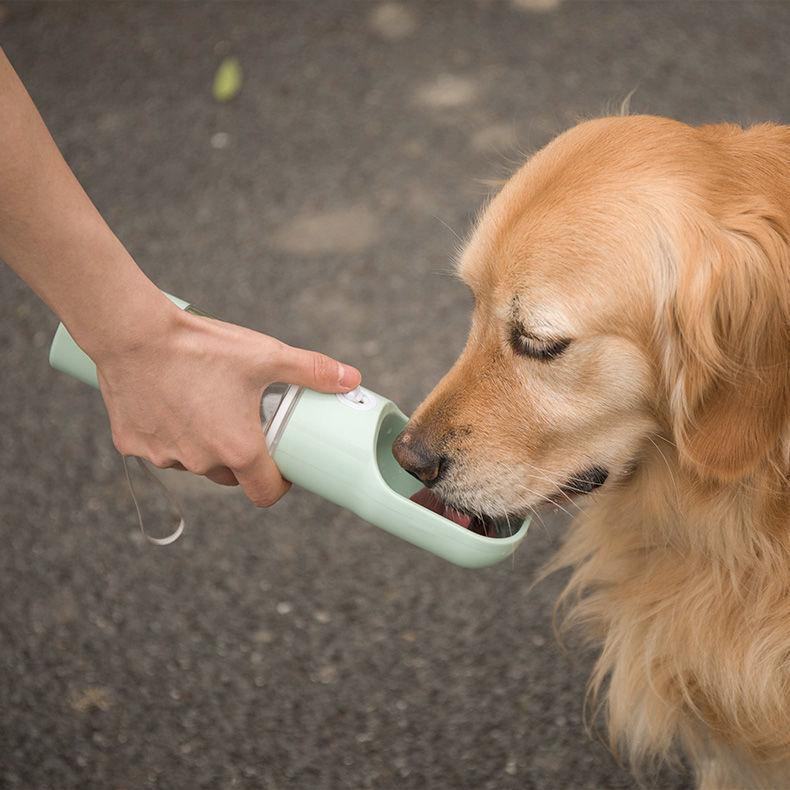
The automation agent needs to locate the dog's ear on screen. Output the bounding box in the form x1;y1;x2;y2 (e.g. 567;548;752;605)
664;204;790;481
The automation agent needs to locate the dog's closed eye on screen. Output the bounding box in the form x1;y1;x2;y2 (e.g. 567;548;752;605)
508;323;571;361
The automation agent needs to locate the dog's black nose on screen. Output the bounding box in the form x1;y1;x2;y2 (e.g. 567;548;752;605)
392;430;445;486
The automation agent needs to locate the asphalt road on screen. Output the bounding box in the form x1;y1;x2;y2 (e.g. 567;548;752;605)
2;2;789;788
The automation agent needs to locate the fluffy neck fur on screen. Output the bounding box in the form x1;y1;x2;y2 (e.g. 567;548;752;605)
550;436;790;785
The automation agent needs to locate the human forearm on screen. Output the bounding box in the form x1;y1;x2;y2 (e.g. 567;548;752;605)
0;48;175;359
1;48;362;507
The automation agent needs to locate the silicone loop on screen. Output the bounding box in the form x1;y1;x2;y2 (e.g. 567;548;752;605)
122;455;185;546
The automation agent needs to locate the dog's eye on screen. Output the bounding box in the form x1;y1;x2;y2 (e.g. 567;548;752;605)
509;326;571;361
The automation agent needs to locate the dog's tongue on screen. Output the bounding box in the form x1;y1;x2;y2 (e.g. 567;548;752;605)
410;488;473;529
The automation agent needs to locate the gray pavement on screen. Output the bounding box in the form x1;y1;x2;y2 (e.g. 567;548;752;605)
2;1;789;788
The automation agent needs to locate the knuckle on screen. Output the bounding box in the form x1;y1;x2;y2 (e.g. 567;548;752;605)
148;453;172;469
264;339;289;372
223;440;261;471
312;353;335;384
111;432;134;457
182;455;210;476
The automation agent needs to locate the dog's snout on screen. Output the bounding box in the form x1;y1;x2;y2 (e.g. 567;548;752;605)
392;430;446;486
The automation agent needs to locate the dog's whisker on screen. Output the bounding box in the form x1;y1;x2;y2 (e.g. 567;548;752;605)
646;434;681;508
516;461;589;513
515;459;577;493
530;506;550;537
514;480;579;521
432;214;466;249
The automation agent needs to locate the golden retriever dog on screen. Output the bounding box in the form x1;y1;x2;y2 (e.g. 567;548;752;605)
392;115;790;789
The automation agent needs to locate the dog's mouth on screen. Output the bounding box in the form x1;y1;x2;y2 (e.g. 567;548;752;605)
410;488;519;538
409;465;610;537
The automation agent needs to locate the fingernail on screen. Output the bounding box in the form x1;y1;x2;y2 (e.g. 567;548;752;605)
338;364;359;389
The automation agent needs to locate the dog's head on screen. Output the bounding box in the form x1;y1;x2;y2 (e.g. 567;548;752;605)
393;116;790;524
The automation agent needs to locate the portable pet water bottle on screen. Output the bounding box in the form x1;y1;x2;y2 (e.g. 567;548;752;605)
49;295;530;568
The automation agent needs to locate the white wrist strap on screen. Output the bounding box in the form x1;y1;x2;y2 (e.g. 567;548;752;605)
122;455;185;546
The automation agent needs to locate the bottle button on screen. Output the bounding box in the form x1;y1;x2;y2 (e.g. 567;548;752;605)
337;387;377;411
343;387;363;403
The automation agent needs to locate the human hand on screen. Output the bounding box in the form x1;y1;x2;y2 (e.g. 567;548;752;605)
93;301;361;507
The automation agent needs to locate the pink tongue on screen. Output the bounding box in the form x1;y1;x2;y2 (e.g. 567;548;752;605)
410;488;473;529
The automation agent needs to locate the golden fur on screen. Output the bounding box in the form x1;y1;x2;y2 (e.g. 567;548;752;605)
398;116;790;788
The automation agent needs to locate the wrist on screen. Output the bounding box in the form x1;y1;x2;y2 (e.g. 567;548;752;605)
69;279;186;364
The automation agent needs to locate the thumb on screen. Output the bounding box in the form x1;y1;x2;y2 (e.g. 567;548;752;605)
277;344;361;393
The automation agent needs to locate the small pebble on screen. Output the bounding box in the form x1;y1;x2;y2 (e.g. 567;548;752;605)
316;665;337;684
69;686;113;713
